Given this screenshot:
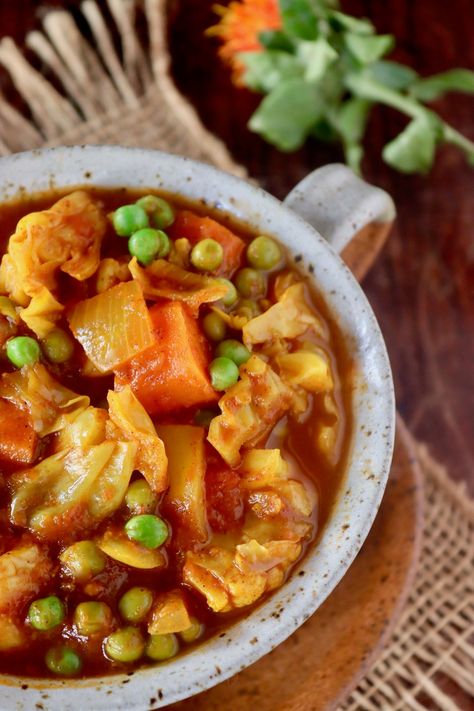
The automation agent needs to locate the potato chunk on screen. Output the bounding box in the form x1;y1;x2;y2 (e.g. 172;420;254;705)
148;590;191;635
157;425;208;543
0;543;53;613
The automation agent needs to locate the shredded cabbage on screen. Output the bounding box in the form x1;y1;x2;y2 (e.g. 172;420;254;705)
243;283;326;346
10;440;136;541
0;364;89;436
0;191;106;306
19;286;64;338
207;355;292;466
107;387;168;494
129;258;228;315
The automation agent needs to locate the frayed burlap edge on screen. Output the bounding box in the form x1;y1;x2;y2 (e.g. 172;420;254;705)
0;0;246;176
0;2;472;709
340;442;474;711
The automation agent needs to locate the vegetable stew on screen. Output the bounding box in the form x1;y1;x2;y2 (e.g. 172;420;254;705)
0;188;352;678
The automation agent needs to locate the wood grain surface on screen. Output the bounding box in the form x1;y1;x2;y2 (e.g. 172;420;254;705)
1;0;472;491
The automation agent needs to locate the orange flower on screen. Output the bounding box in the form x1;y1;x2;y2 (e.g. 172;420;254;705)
209;0;282;82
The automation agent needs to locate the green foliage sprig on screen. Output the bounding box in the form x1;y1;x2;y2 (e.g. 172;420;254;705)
236;0;474;174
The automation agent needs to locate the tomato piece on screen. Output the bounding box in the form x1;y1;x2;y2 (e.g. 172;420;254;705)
206;466;244;533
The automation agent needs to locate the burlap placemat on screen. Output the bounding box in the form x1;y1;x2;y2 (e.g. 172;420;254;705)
0;2;472;708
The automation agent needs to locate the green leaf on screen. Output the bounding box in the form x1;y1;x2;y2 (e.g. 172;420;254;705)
239;51;303;93
410;69;474;101
335;99;371;175
248;78;323;151
382;116;437;174
297;38;338;82
344;33;395;64
279;0;318;40
258;30;295;53
367;61;418;90
328;10;374;35
337;97;371;143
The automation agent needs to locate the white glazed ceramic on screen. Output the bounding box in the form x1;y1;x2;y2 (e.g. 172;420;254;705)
0;147;395;710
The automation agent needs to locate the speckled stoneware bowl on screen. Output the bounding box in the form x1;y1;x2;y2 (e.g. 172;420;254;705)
0;146;396;710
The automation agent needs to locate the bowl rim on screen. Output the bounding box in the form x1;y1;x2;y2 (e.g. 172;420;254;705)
0;146;395;710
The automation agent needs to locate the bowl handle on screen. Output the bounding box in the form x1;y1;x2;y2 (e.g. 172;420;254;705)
283;164;396;280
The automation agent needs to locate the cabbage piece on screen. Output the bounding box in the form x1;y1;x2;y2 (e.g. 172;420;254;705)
10;441;136;541
182;554;230;612
129;258;228;316
97;528;167;569
183;538;301;612
0;543;53;613
95;257;130;294
56;407;108;450
68;280;155;373
0;364;89;436
210;305;248;331
0;191;106;306
156;424;207;543
0;615;25;650
107;387;168;494
207;355;292;467
243;283;326;346
274;350;333;392
19;286;64;338
235;539;301;575
148;590;191;635
239;449;314;518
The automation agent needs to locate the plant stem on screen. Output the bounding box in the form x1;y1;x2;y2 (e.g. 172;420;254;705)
346;72;474;160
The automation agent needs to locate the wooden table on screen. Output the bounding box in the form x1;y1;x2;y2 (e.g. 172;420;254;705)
2;0;473;493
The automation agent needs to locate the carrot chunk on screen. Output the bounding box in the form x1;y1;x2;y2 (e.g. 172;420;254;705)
169;210;245;277
115;301;218;415
0;398;38;466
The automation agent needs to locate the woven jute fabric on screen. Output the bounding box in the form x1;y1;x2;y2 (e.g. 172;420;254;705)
0;2;472;709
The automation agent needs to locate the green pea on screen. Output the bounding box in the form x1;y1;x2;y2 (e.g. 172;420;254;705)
6;336;41;368
180;618;204;644
0;296;18;321
209;357;239;391
155;230;171;258
60;540;106;581
128;228;162;266
105;626;145;663
216;278;238;307
145;633;179;661
42;328;74;364
234;268;266;298
190;239;223;271
202;312;226;342
45;645;82;676
73;601;113;636
215;339;251;366
28;596;65;631
247;235;282;270
136;195;175;230
118;587;153;623
124;514;168;549
113;204;149;237
125;479;157;514
194;408;218;427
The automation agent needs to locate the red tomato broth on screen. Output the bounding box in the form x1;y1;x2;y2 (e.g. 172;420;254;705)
0;188;353;678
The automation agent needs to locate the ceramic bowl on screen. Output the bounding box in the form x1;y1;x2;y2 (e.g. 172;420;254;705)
0;146;396;710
